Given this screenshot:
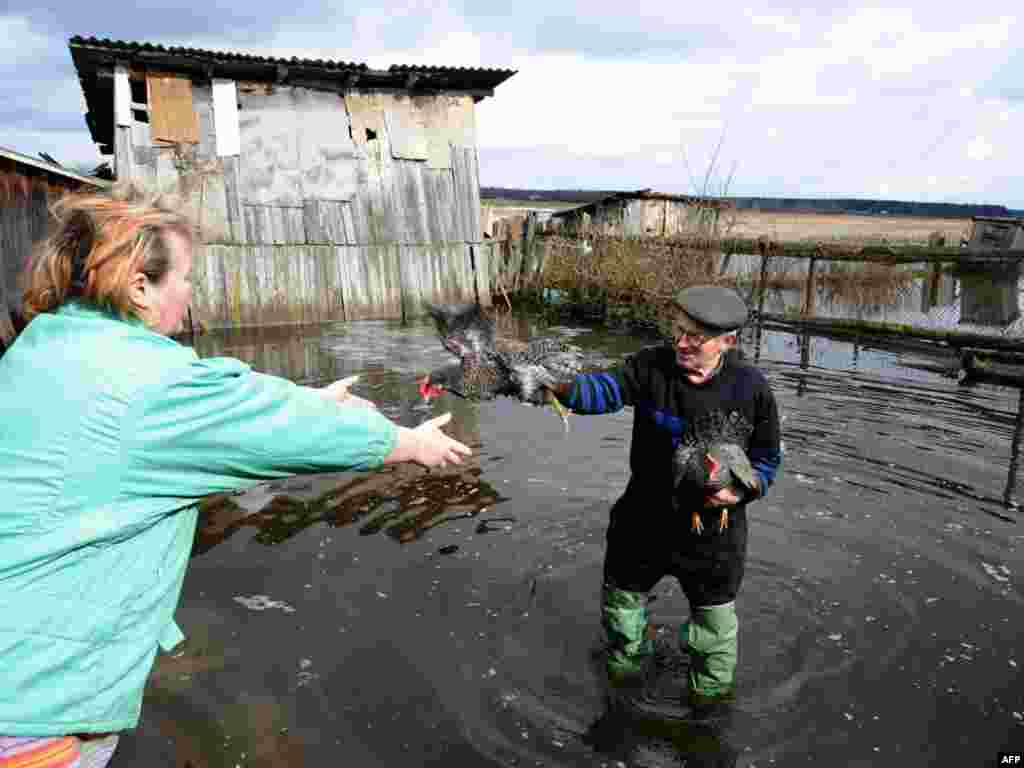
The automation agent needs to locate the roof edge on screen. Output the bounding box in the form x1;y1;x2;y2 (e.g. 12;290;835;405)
0;146;109;187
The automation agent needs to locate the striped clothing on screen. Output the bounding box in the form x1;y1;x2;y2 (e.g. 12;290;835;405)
0;736;118;768
561;345;782;502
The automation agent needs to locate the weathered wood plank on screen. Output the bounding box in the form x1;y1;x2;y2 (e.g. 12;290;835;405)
384;98;429;161
114;125;135;182
339;202;358;246
211;79;241;158
304;200;349;245
303;201;324;244
147;72;200;144
321;246;345;320
451;147;482;243
338;244;402;319
196;169;231;243
221;156;244;242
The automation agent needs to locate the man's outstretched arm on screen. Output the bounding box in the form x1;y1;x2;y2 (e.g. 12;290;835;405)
551;363;639;415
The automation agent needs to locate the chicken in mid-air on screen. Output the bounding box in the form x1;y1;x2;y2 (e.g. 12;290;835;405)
417;303;584;429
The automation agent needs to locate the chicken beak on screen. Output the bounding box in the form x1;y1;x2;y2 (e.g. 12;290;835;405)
704;454;721;481
417;376;432;402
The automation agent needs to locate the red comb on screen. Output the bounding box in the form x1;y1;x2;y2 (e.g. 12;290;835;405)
704;454;721;480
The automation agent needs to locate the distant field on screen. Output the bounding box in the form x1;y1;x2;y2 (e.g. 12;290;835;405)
480;200;973;245
481;198;581;210
727;210;971;245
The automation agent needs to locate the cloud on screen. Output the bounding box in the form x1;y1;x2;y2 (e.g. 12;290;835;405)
1;2;1022;206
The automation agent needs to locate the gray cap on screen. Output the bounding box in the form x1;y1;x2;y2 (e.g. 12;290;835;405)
672;285;748;332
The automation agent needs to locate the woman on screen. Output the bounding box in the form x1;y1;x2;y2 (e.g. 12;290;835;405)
0;182;470;767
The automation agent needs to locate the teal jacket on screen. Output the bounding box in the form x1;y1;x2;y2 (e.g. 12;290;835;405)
0;303;398;735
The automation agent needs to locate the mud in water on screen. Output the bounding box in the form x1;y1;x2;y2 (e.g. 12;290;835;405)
111;312;1024;768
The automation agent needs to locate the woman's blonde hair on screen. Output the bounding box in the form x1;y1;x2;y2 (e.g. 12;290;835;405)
21;180;197;321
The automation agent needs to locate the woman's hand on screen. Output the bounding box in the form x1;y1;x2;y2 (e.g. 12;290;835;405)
384;413;472;469
318;376;377;409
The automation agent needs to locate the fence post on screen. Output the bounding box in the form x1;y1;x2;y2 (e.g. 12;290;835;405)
803;257;817;317
756;240;772;318
922;232;945;312
1004;388;1024;509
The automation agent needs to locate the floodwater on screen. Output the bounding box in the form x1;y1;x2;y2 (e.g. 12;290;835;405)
110;300;1023;768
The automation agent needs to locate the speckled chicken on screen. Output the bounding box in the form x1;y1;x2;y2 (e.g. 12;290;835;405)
673;410;758;534
417;303;584;429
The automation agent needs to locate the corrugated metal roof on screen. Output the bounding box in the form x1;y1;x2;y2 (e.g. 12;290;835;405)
0;145;108;186
69;36;369;71
552;189;731;218
69;36;516;152
68;36;515;82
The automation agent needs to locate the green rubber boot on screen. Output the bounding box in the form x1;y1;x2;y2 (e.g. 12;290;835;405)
680;603;738;700
601;584;654;683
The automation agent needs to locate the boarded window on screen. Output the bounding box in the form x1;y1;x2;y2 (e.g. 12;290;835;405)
146;72;200;144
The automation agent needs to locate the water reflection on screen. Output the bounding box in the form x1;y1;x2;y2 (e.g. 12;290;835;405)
193;464;506;553
138;308;1024;768
743;311;1024;518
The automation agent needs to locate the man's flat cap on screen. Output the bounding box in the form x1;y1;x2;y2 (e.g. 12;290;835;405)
672;285;748;332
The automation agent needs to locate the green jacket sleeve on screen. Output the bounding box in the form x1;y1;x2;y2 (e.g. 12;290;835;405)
122;356;398;500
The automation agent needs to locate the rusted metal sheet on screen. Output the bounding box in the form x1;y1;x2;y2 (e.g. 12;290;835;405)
147;72;200;144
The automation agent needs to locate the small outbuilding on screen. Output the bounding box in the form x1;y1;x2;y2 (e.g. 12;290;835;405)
550;189;730;238
68;36;515;327
960;215;1024;326
0;146;106;348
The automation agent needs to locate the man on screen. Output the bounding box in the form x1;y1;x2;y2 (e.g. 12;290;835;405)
552;285;782;703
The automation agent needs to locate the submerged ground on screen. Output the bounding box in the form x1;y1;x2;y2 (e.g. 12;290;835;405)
110;306;1023;768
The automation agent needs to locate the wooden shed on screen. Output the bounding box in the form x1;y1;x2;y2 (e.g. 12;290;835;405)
68;36;515;328
0;146;106;348
550;189;730;238
960;216;1024;326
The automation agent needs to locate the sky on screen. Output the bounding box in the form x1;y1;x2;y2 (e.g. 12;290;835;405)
2;2;1022;208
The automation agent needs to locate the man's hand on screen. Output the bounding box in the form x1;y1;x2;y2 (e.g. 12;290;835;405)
317;376;378;409
704;487;744;507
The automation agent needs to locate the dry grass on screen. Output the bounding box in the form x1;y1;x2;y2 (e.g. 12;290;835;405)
539;234;736;327
728;209;970;245
495;207;965;327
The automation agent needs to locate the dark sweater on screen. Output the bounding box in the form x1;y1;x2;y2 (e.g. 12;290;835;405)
562;345;782;514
